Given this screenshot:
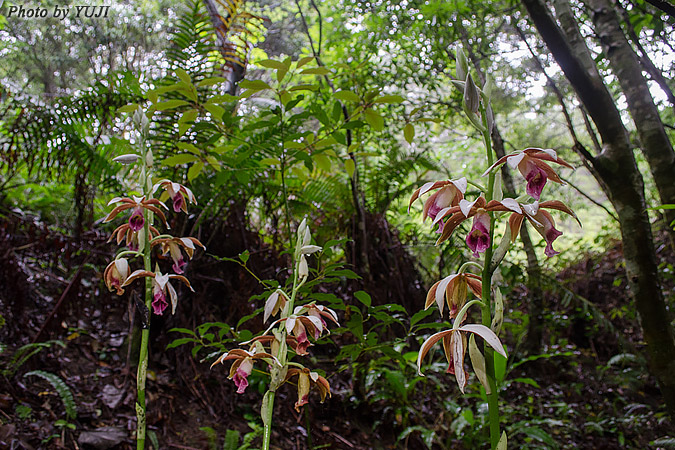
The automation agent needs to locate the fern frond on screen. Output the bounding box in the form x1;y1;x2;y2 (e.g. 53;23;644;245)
24;370;77;420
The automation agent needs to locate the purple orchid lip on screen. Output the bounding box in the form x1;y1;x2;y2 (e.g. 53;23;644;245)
128;207;145;232
524;164;548;200
233;368;250;394
152;289;168;315
172;258;187;274
466;213;490;257
172;194;184;213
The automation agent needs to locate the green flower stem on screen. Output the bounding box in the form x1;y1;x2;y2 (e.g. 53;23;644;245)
262;250;303;450
479;103;500;450
136;146;153;450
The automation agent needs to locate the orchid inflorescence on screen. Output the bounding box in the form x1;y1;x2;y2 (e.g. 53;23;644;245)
103;159;204;316
211;219;338;414
408;47;579;446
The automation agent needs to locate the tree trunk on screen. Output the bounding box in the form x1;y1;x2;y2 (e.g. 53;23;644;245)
585;0;675;234
203;0;246;96
522;0;675;421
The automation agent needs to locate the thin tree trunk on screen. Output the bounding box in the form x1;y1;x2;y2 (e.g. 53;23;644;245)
522;0;675;421
585;0;675;235
203;0;246;96
615;0;675;113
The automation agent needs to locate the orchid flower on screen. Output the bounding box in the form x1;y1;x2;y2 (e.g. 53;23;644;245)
152;236;205;274
417;324;507;393
284;367;331;412
108;223;159;251
483;148;573;200
121;268;193;315
426;273;482;319
211;345;279;394
154;180;197;213
293;303;340;329
408;177;468;223
263;289;289;323
432;196;523;251
507;200;580;257
103;258;130;295
103;196;168;230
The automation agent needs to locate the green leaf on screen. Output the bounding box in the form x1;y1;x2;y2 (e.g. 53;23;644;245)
238;79;272;91
301;67;331;75
166;337;196;349
176;68;191;84
497;431;508;450
334;90;360;103
373;94;404;104
354;290;371;307
155;100;189;111
296;56;314;68
258;59;289;70
410;308;434;327
176;142;201;154
204;103;225;121
169;327;196;336
364;109;384;131
117;103;139;113
404;123;415;144
197;77;227;87
289;84;318;91
313;153;331;171
188;161;204;182
163;154;200;166
345;159;355;178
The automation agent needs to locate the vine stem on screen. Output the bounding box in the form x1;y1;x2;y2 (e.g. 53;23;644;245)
478;103;500;450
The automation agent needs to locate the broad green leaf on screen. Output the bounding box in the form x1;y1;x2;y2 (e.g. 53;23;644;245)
404;123;415;144
364;109;384;131
345;158;355;177
238;79;272;91
163;154;200;166
260;158;281;166
155;100;189;111
175;68;191;84
188;161;204;182
313;153;331;171
178;109;199;123
334;90;360;103
205;155;220;171
301;67;331;75
410;308;434;327
117;103;139;113
204;103;225;121
289;84;318;91
374;94;404;104
296;56;314;68
176;142;201;155
258;59;288;70
197;77;227;87
354;290;371;307
284;140;305;149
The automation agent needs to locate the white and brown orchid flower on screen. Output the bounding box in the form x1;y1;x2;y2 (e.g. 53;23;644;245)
153;180;197;213
417;324;507;393
409;177;467;223
121;269;193;315
483;148;573;200
103;196;168;231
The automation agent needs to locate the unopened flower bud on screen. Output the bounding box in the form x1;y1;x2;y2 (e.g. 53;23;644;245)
113;154;140;165
464;73;480;114
456;47;469;82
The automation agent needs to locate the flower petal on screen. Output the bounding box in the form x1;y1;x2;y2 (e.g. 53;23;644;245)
458;324;507;358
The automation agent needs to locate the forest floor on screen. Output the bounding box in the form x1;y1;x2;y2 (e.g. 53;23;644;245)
1;208;674;449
